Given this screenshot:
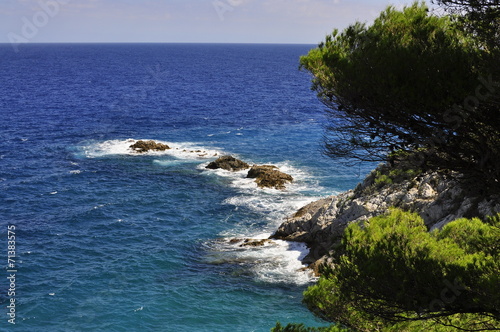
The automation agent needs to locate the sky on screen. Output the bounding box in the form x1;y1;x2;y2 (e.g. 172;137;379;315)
0;0;426;44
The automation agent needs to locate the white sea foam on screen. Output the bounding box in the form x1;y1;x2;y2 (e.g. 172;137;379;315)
204;237;316;285
153;159;198;167
211;191;319;285
82;139;136;157
223;194;319;229
202;158;325;285
251;241;316;285
201;159;325;195
214;162;324;229
80;139;223;160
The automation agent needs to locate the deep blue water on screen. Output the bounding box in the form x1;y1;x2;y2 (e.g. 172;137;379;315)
0;44;372;332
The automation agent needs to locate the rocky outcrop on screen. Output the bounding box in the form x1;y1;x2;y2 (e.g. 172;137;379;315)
271;164;500;268
130;140;170;153
206;156;250;172
227;238;274;247
247;165;294;190
206;156;294;190
239;239;274;247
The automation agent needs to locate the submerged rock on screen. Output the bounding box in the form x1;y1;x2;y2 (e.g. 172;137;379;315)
205;156;250;172
247;165;293;190
130;140;170;153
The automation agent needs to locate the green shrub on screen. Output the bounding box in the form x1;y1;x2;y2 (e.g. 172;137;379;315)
303;209;500;331
374;172;393;187
271;322;350;332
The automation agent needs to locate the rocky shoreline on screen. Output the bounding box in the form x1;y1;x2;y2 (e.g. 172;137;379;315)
126;143;500;275
271;163;500;274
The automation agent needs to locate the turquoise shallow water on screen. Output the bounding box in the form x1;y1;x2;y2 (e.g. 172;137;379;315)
0;44;372;331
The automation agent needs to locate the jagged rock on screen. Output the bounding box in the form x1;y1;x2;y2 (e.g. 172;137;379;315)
246;165;277;178
240;239;274;247
271;164;500;269
247;165;293;190
205;157;294;190
130;140;170;153
206;156;250;172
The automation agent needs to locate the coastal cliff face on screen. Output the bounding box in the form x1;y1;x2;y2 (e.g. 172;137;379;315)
271;164;500;270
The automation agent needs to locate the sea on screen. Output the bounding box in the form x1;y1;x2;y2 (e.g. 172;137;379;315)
0;44;372;332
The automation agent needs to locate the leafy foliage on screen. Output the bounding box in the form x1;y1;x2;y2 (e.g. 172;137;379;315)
300;1;500;189
271;322;349;332
433;0;500;52
302;209;500;331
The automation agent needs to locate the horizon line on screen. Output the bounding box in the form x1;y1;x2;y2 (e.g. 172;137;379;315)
0;41;318;46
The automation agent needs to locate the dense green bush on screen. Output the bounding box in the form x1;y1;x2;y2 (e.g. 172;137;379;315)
302;209;500;331
271;322;349;332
